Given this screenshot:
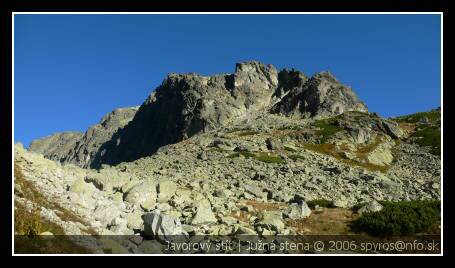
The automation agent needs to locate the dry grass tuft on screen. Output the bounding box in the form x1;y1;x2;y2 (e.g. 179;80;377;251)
14;163;98;235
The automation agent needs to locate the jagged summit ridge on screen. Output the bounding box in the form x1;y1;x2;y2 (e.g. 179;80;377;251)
30;61;368;168
271;71;368;117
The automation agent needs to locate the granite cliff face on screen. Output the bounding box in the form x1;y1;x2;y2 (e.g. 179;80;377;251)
30;61;367;168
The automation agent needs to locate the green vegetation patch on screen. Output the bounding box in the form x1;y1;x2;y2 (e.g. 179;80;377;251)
350;200;441;236
306;199;335;209
284;146;298;152
411;126;441;156
254;154;284;164
313;119;344;143
227;151;256;159
289;154;306;161
394;110;441;124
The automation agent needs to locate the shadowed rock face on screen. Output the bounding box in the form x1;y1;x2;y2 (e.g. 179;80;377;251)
30;61;368;168
29;107;139;168
90;61;279;167
271;71;368;118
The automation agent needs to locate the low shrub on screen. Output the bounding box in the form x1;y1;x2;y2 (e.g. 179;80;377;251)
351;202;367;213
411;126;441;156
394;110;440;124
306;199;334;209
254;155;284;164
350;200;441;236
313;120;344;143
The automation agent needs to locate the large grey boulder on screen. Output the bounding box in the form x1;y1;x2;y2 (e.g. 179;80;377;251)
284;202;312;220
84;168;130;191
93;204;122;226
124;181;157;210
157;180;177;203
255;210;285;234
358;200;383;215
366;138;395;166
381;120;405;139
190;199;217;225
143;210;188;242
69;178;96;196
242;183;268;200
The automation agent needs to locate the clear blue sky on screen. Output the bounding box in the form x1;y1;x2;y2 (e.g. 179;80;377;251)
14;14;441;147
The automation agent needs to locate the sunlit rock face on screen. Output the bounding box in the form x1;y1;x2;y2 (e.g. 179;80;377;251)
271;71;368;118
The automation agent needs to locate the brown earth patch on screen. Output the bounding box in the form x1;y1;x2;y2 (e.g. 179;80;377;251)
285;208;359;235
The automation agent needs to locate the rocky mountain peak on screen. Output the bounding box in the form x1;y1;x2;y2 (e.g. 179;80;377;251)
30;61;369;168
312;70;339;83
234;61;278;87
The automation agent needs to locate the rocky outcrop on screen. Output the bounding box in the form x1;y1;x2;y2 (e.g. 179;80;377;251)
29;61;371;168
90;61;279;167
143;210;188;242
29;132;83;163
66;106;139;167
29;106;139;168
271;71;368;118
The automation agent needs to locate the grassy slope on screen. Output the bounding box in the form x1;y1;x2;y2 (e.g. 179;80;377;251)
393;109;441;156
